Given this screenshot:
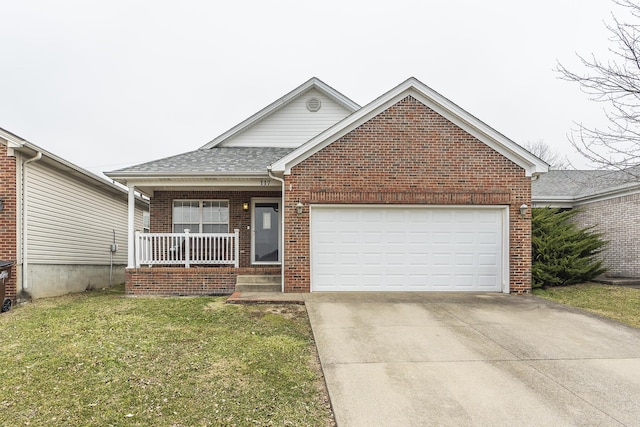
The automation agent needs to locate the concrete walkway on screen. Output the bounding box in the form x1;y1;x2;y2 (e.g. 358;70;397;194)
305;292;640;427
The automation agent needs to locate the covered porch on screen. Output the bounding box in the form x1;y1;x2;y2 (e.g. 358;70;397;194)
104;147;290;295
123;188;284;295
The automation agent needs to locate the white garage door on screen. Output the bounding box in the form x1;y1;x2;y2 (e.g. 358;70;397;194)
311;206;505;292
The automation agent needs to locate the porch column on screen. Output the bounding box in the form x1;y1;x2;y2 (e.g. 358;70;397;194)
127;185;136;268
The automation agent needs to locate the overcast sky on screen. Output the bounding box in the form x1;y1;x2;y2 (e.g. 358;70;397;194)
0;0;624;178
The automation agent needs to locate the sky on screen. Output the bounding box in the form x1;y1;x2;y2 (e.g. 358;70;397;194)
0;0;625;178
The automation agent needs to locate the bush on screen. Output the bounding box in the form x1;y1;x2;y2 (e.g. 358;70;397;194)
532;208;607;288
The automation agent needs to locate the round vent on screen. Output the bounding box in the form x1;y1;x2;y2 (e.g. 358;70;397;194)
306;97;321;112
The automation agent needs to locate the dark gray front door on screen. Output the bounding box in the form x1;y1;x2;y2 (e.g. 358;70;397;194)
252;199;280;263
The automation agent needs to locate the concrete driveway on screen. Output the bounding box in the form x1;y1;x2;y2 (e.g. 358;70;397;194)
304;292;640;427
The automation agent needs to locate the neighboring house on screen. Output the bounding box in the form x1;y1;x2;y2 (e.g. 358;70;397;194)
532;168;640;278
0;128;148;303
106;77;548;295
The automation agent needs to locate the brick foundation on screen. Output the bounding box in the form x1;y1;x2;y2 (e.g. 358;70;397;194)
125;266;281;296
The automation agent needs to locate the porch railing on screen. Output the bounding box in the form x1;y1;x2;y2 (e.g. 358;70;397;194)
134;229;240;268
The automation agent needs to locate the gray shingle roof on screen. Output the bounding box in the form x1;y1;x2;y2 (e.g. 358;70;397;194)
533;167;640;200
109;147;295;175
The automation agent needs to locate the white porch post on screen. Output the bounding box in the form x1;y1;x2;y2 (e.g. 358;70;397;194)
184;229;191;268
234;229;240;268
127;185;136;268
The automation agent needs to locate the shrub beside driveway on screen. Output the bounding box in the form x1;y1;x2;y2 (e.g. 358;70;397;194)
534;283;640;328
0;285;334;426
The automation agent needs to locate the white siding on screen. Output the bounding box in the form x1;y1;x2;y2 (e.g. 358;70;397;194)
26;161;144;265
220;88;352;148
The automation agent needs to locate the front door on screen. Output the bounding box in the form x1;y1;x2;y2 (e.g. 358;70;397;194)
252;198;281;264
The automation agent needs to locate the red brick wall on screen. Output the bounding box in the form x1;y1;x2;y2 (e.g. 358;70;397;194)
0;143;18;302
283;96;532;293
125;266;281;296
150;190;281;268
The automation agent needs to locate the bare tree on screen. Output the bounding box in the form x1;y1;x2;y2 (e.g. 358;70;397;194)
557;0;640;177
524;140;570;170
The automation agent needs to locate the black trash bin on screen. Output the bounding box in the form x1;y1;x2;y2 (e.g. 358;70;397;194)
0;261;14;313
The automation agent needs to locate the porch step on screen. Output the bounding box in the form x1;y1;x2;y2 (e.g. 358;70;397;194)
235;275;281;292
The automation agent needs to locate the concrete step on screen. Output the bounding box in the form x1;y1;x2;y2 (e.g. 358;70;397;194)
235;275;281;292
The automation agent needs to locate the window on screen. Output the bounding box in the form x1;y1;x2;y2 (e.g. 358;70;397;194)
142;211;150;233
173;200;229;233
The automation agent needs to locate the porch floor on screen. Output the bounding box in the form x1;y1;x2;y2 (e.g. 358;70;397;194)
226;291;305;305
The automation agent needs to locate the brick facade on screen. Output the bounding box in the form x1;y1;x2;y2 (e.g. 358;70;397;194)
0;143;17;303
283;96;532;293
574;193;640;277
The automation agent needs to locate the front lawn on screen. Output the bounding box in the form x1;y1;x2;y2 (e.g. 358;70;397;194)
0;285;333;426
534;283;640;328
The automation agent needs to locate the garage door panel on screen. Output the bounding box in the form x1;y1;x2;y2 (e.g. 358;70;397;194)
311;207;504;292
432;232;452;244
479;253;498;266
478;275;499;287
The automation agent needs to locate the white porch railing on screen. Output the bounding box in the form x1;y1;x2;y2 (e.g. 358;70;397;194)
135;229;240;268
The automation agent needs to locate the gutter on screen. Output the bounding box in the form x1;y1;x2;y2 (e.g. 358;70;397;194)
267;166;285;293
22;150;42;292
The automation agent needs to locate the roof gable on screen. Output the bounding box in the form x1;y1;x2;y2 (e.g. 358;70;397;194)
270;78;549;177
201;77;360;149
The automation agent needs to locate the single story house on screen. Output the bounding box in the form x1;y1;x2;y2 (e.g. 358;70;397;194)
532;168;640;278
106;77;548;295
0;128;148;304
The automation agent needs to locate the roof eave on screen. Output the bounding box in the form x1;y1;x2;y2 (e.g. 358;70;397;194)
105;171;268;180
0;128;147;205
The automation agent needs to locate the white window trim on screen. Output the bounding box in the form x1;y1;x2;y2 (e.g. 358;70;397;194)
172;199;229;233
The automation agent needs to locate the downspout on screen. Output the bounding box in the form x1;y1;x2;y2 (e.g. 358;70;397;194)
267;166;285;293
22;151;42;292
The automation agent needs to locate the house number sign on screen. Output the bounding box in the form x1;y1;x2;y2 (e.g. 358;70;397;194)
260;179;272;186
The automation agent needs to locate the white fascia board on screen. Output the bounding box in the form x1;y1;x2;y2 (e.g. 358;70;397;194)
271;77;549;177
0;128;27;154
107;171;267;178
111;174;273;188
532;200;575;209
200;77;360;149
574;184;640;205
532;196;576;208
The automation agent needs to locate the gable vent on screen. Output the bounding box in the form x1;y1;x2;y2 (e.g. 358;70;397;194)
306;97;321;112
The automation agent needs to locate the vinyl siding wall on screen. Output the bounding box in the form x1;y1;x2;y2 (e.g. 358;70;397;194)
25;161;144;265
221;88;352;148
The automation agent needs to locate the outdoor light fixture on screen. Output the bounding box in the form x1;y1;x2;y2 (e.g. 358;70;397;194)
0;199;3;211
520;203;528;218
242;202;249;212
296;201;304;214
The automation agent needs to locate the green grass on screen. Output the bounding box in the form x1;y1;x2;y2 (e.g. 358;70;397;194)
534;283;640;328
0;285;333;426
